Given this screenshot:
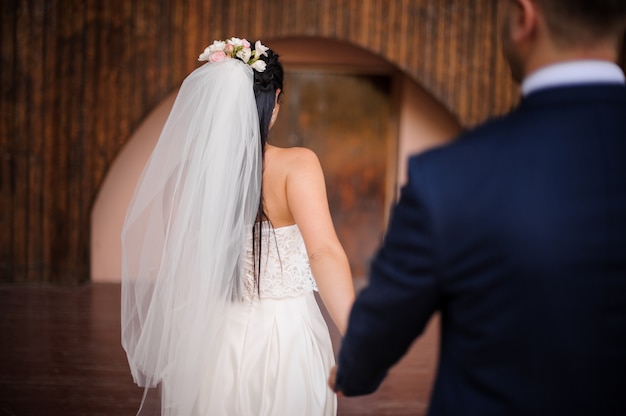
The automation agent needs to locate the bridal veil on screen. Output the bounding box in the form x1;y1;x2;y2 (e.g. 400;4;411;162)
121;58;261;415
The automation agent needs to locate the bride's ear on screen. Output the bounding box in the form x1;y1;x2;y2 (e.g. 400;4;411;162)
270;89;281;129
274;88;282;105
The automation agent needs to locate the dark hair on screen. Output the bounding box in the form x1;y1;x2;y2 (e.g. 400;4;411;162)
251;48;284;291
538;0;626;43
253;49;284;153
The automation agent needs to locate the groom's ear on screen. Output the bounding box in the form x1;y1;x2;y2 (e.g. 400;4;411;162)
509;0;539;44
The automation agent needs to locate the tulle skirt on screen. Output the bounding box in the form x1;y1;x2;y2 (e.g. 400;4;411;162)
192;292;337;415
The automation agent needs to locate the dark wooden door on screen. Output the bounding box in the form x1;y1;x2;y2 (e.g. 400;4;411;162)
270;71;394;280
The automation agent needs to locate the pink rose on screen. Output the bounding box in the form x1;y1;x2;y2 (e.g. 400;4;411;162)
242;39;251;48
225;43;234;53
209;51;227;62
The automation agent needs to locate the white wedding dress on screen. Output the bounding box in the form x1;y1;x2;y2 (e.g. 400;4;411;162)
192;222;337;415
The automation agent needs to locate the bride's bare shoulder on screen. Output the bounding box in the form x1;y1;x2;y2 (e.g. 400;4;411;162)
266;145;321;172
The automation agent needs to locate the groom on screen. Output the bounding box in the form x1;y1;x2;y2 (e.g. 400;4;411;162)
331;0;626;414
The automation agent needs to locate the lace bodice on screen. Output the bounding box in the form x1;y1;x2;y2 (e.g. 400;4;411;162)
242;223;318;302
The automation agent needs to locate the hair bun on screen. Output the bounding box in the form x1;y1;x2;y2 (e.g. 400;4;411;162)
253;50;282;92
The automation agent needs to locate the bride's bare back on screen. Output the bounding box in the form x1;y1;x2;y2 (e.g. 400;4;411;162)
261;144;355;333
260;144;301;227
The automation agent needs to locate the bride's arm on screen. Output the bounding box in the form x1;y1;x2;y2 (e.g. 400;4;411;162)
286;147;355;334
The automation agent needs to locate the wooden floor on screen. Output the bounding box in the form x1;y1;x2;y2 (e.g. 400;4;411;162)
0;284;439;416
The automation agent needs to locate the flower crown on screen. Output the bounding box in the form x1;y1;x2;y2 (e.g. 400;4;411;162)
198;37;269;72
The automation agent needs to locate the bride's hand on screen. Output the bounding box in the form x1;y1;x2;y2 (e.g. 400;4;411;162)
328;365;343;396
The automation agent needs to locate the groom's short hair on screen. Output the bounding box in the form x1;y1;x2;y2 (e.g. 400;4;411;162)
538;0;626;44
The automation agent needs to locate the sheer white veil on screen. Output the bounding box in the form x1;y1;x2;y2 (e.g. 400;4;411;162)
121;58;261;415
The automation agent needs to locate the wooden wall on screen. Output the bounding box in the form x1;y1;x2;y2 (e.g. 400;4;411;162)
1;0;623;285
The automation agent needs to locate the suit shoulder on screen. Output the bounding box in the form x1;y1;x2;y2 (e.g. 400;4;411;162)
408;111;519;171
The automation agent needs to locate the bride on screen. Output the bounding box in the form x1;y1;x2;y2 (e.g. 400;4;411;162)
121;38;355;415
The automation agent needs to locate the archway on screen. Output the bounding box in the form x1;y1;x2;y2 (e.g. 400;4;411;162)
90;37;461;283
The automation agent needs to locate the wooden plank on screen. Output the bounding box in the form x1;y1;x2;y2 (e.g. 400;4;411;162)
434;2;446;99
159;0;170;94
329;0;340;37
368;0;382;53
207;0;224;42
184;0;201;78
463;1;474;118
25;0;45;283
39;0;58;284
447;0;459;108
141;0;160;114
394;0;414;71
467;0;480;124
415;0;431;85
68;0;89;285
126;0;142;149
12;0;32;283
91;0;109;196
0;0;17;282
51;0;77;284
77;0;99;285
116;0;134;149
108;1;125;157
82;1;98;195
195;0;204;51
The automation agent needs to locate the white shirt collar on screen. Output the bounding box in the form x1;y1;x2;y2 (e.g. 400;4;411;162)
521;60;625;96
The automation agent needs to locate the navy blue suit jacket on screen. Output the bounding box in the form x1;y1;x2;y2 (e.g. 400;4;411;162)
335;83;626;415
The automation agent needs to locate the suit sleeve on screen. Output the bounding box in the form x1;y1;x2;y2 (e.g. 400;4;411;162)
335;156;441;396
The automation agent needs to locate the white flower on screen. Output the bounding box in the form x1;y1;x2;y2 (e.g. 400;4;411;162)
250;59;267;72
209;40;226;53
198;46;212;61
254;40;269;59
236;48;252;63
199;40;227;61
228;37;244;47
